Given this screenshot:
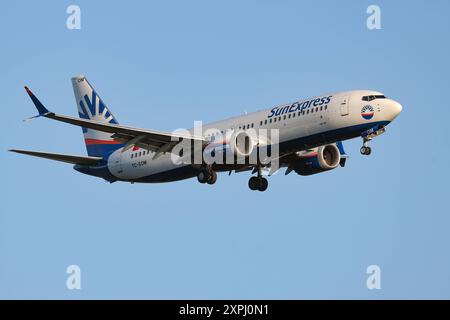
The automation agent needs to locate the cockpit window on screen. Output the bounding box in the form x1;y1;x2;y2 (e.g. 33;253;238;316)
362;95;386;101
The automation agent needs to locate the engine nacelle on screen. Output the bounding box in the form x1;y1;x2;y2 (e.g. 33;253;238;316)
229;131;255;158
291;144;341;176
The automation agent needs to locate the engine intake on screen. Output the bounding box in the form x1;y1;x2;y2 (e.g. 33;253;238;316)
292;144;341;176
317;144;340;169
230;131;255;158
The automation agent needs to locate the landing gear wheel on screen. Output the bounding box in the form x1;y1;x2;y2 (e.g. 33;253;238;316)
197;171;208;184
360;146;372;155
360;146;367;155
248;176;260;190
258;177;268;192
248;176;268;191
207;171;217;185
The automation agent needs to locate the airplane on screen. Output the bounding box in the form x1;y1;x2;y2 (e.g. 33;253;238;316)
10;75;402;191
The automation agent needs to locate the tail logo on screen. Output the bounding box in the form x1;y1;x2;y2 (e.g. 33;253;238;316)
78;91;118;125
361;105;375;120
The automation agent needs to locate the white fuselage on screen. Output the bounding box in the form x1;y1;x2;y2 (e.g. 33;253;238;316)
106;90;402;182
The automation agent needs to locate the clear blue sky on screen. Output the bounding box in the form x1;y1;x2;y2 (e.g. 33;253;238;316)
1;0;449;299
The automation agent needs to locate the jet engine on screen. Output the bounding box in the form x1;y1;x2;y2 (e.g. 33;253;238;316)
229;131;255;158
291;144;341;176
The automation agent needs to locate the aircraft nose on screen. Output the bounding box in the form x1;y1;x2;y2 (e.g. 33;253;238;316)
388;100;403;120
393;101;403;114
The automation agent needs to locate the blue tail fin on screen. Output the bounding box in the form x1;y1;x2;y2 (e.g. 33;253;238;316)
71;75;124;157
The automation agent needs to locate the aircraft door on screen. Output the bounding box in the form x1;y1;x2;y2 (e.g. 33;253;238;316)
113;151;124;176
340;95;350;116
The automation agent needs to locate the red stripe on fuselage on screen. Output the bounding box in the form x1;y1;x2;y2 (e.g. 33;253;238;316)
298;152;318;158
205;140;230;148
84;139;122;145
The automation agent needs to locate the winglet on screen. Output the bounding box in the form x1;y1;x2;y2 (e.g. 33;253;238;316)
24;86;50;115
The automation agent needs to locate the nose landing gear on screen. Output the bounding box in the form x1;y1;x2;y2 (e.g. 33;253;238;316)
360;139;372;156
360;125;387;156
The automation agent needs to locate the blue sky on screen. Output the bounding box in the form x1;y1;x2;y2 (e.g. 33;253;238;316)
1;0;449;299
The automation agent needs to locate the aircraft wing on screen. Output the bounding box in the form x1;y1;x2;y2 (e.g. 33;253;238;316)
9;149;104;165
24;86;205;155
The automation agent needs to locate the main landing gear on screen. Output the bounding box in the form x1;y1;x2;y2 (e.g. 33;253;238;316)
197;168;217;185
248;176;268;191
248;166;268;192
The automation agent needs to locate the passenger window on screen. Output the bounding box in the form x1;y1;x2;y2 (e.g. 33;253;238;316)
307;110;309;114
316;107;318;112
320;106;323;111
265;119;268;125
288;114;291;119
283;115;286;120
325;105;328;110
260;121;262;126
269;118;273;123
274;118;277;123
293;113;296;118
278;116;281;121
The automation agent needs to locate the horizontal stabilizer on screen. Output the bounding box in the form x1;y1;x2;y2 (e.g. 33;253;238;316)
9;149;103;165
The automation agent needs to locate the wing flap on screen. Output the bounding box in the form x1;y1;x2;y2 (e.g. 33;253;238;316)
9;149;104;165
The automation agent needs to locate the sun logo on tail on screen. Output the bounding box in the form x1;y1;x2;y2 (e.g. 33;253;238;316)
78;91;118;124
